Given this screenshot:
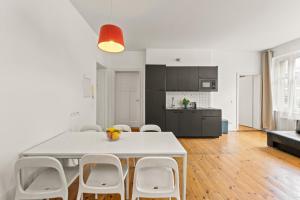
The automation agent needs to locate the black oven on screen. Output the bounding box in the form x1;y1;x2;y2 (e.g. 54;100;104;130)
199;79;217;90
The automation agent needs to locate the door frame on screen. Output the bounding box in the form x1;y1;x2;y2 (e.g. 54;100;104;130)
236;73;262;130
112;68;145;127
96;63;109;128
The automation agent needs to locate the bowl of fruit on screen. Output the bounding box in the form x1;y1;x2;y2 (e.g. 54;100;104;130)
106;127;121;141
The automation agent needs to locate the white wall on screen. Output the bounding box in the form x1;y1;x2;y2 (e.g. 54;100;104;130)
212;51;261;130
146;49;261;130
97;49;261;130
0;0;100;198
146;49;213;66
273;38;300;57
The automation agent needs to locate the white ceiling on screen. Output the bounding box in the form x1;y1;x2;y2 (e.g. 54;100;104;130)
71;0;300;51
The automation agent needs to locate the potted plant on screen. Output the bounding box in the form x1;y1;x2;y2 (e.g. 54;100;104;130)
182;98;190;109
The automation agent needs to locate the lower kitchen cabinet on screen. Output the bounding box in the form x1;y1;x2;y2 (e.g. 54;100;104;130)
166;110;222;137
166;110;180;136
202;116;222;137
180;111;202;137
145;90;166;130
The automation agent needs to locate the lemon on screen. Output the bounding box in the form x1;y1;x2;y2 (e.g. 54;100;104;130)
107;127;115;132
111;132;120;141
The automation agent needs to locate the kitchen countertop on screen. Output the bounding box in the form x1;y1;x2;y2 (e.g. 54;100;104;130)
165;107;221;111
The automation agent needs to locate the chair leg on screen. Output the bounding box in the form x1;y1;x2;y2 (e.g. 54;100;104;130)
76;192;82;200
131;190;137;200
126;159;130;199
121;193;125;200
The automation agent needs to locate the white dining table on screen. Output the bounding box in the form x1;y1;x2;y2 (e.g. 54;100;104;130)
21;131;188;200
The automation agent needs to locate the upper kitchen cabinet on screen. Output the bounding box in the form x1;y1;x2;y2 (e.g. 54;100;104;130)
198;66;218;79
145;65;166;90
166;67;199;91
166;67;178;91
177;67;199;91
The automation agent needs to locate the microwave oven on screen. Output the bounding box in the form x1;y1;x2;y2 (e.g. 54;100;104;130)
199;79;217;90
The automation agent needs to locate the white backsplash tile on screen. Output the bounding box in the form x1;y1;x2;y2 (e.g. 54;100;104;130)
166;92;211;108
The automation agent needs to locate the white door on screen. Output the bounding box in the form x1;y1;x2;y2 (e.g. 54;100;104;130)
239;75;253;127
115;71;141;127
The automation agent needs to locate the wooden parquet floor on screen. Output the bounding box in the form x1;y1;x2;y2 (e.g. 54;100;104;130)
54;127;300;200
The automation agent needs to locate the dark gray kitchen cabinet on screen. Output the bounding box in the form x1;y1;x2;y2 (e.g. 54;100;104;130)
166;110;180;136
166;68;178;91
202;116;222;137
177;67;199;91
199;67;218;79
166;109;222;137
146;90;165;130
145;65;166;130
180;110;202;137
146;65;166;90
167;67;199;91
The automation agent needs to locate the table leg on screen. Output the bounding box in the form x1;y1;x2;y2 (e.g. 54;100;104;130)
182;154;187;200
126;158;130;200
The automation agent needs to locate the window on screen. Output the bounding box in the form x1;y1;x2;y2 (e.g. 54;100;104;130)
294;58;300;110
272;54;300;119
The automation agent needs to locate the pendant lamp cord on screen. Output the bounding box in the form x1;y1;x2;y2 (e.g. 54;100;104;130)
109;0;112;23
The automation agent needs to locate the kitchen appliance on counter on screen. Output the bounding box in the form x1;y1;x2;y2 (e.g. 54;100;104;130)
190;102;197;109
296;120;300;133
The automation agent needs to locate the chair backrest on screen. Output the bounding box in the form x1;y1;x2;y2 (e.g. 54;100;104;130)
79;154;124;193
113;124;132;132
134;157;179;191
80;124;103;132
15;156;67;198
140;124;161;132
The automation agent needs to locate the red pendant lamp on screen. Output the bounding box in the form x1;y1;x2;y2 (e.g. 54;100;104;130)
98;0;125;53
98;24;125;53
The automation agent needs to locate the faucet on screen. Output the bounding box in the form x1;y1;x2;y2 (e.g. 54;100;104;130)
171;97;175;108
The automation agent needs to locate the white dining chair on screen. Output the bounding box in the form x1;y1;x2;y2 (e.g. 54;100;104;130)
14;156;76;200
70;124;103;167
132;157;180;200
140;124;162;132
113;124;135;170
77;154;129;200
113;124;132;132
80;124;103;132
